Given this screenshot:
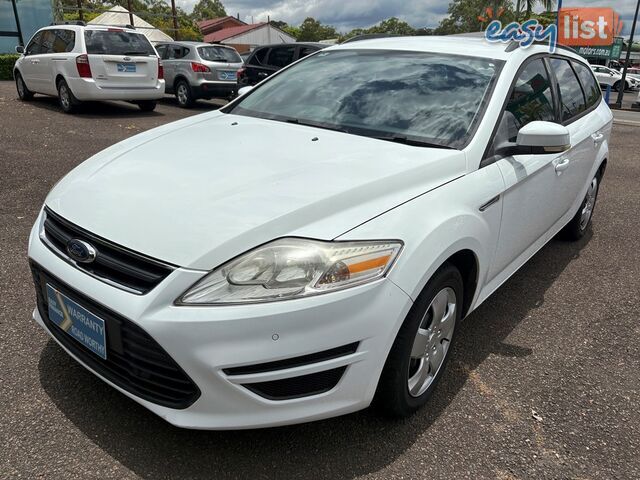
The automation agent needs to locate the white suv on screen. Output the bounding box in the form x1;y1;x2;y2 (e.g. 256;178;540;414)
14;23;165;113
28;37;611;429
590;64;640;91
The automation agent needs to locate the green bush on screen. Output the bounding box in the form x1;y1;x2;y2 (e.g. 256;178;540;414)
0;54;19;81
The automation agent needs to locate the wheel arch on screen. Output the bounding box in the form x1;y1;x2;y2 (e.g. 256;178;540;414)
173;75;189;90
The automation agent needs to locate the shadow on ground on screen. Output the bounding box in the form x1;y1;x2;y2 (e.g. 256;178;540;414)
38;233;591;479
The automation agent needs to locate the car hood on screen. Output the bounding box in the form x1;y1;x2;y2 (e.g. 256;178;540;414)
45;112;466;270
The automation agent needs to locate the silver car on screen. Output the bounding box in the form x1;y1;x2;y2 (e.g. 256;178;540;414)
155;41;242;107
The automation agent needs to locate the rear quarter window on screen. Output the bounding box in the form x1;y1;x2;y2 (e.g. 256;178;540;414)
249;47;268;65
52;29;75;53
572;61;601;108
84;30;156;56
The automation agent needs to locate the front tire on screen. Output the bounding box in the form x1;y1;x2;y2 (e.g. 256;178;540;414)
15;72;34;100
136;100;157;112
562;174;600;241
374;263;463;417
57;79;80;113
175;80;194;108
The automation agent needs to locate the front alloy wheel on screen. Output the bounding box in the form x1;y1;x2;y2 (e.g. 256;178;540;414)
375;263;463;417
15;73;34;100
408;287;457;397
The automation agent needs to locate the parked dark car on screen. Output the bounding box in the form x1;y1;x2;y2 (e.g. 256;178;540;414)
236;43;327;87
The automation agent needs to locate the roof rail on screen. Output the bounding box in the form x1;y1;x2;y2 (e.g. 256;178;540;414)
50;21;86;26
505;39;578;54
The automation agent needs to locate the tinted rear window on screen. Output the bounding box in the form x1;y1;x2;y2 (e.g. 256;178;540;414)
198;46;241;63
84;30;155;56
551;58;586;122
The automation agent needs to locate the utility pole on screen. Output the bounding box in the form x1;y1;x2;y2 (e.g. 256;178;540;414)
127;0;134;26
77;0;83;22
171;0;179;40
615;0;639;108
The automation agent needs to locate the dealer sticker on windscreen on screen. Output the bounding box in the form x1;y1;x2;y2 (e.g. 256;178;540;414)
46;284;107;359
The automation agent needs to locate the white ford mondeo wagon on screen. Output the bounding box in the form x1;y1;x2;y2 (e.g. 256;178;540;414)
28;36;611;429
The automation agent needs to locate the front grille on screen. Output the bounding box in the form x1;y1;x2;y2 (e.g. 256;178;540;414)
42;207;174;294
31;262;200;409
244;367;347;400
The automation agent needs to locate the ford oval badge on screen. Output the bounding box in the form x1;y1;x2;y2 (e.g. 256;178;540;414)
66;239;97;263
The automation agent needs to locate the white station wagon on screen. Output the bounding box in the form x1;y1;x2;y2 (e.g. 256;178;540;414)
28;36;611;429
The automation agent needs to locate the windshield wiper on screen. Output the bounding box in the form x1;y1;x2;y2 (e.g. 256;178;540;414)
371;134;455;149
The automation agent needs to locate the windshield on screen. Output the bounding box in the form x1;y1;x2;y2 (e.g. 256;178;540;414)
227;49;502;148
84;30;156;56
198;46;241;63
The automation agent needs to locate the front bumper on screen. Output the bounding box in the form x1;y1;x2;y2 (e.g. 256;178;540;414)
28;212;412;429
67;77;165;101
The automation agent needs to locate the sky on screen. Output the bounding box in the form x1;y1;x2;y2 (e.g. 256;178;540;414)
176;0;639;36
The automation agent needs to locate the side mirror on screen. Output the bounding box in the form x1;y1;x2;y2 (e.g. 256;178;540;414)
496;121;570;156
15;45;24;54
237;85;253;97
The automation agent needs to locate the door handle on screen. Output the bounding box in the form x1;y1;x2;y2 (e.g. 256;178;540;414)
258;72;268;77
554;157;570;174
591;132;604;145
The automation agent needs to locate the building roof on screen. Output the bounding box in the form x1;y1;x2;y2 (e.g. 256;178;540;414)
88;5;172;43
197;16;245;31
203;23;266;43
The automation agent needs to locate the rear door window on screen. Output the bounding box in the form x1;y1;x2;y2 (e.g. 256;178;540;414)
51;29;75;53
84;30;156;56
249;47;268;65
266;46;295;68
572;61;601;108
155;44;168;59
550;58;587;122
167;45;188;59
39;30;56;54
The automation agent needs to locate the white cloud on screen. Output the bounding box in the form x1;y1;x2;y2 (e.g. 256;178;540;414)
178;0;638;36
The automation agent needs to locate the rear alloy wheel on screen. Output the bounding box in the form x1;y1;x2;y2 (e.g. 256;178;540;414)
374;263;463;417
175;80;194;108
57;79;80;113
137;100;157;112
562;175;600;241
15;72;34;100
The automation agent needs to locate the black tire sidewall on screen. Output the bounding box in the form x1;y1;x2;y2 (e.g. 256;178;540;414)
15;73;31;100
176;81;193;107
375;263;464;416
57;79;77;113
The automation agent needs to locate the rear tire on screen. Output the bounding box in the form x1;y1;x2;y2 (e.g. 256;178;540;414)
57;79;80;113
175;80;194;108
374;263;463;417
137;100;157;112
15;72;34;100
562;174;600;241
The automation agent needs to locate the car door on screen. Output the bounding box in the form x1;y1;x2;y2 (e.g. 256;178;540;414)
486;57;573;280
20;31;45;91
551;59;603;211
45;29;76;95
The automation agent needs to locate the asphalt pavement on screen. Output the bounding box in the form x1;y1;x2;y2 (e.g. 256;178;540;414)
1;81;639;479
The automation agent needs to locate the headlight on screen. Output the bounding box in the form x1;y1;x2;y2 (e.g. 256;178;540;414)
177;238;402;305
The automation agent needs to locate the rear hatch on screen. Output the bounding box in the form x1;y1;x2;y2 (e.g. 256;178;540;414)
196;45;243;83
84;28;159;88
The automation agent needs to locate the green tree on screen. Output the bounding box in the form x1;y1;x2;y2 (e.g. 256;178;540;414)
297;17;338;42
190;0;226;22
435;0;514;35
367;17;416;35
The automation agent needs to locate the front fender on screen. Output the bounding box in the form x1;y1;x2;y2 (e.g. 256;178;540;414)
337;162;505;312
